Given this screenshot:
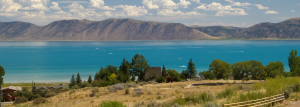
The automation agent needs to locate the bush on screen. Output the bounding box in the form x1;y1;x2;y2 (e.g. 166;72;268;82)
33;97;47;105
111;84;124;90
125;88;130;94
14;97;28;104
90;89;99;97
46;92;56;98
99;101;126;107
156;77;166;83
172;98;186;105
217;88;235;99
156;96;162;100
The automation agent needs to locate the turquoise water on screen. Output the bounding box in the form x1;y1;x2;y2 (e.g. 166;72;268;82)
0;41;299;83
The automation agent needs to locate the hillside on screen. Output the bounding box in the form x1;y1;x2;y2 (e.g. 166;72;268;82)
0;18;213;41
191;18;300;39
191;26;245;38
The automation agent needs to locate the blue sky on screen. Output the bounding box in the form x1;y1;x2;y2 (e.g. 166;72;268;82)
0;0;299;27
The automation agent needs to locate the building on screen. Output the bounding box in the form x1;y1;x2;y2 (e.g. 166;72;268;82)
1;86;22;101
145;67;162;81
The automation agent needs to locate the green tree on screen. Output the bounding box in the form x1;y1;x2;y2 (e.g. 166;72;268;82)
162;64;167;77
249;60;267;80
69;74;76;88
180;70;187;80
108;73;119;84
95;67;110;81
88;75;92;84
187;58;197;80
265;61;284;78
232;61;251;80
166;69;181;82
119;58;131;83
130;54;150;81
32;83;37;95
288;49;298;75
76;72;82;85
199;71;215;80
209;59;231;79
0;65;5;101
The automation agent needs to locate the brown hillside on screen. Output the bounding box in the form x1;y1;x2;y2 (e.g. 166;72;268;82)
0;18;213;41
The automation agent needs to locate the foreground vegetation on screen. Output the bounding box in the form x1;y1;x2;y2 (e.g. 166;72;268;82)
1;49;300;107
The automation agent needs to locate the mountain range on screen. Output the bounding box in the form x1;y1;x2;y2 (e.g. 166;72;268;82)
0;18;300;41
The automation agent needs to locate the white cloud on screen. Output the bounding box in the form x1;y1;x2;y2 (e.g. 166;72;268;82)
50;2;61;10
225;0;251;6
89;0;115;10
291;10;296;12
19;0;50;11
265;10;278;14
191;0;200;4
114;5;148;17
178;0;191;8
0;0;22;13
157;9;202;16
254;4;269;10
195;2;248;16
142;0;190;9
56;1;90;3
103;11;112;17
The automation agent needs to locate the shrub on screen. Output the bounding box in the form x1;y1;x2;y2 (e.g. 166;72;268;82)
33;97;47;105
125;88;130;94
156;96;162;100
217;88;235;99
172;98;186;105
14;97;28;104
72;84;80;89
90;89;99;97
46;92;56;98
99;101;126;107
156;77;166;83
111;84;125;90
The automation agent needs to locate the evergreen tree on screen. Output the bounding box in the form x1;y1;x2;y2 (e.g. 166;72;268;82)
162;64;167;77
187;58;197;80
69;74;76;88
32;82;37;95
88;75;92;84
76;72;82;85
119;58;131;82
288;49;300;76
180;70;187;80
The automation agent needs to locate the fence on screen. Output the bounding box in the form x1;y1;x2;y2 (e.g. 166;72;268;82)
223;93;284;107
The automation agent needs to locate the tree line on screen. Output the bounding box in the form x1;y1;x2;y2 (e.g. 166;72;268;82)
200;49;300;80
68;54;198;88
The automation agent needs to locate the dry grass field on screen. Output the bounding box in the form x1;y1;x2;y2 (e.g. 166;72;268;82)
2;79;299;107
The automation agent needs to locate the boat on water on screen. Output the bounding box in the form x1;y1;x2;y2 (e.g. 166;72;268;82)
180;65;187;67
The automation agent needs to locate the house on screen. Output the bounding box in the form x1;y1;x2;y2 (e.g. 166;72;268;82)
1;86;22;101
145;67;162;81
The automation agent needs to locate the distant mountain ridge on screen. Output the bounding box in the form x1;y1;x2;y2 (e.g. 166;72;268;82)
0;18;213;41
191;18;300;39
1;18;300;41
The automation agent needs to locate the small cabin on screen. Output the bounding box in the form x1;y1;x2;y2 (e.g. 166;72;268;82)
1;86;22;102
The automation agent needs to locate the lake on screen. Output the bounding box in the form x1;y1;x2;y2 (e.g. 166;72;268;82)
0;40;299;83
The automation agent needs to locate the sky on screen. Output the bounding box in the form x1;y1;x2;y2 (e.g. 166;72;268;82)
0;0;299;27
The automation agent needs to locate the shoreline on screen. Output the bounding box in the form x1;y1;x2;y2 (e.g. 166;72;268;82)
1;39;300;41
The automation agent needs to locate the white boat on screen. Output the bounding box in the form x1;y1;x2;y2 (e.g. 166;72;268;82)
180;65;187;67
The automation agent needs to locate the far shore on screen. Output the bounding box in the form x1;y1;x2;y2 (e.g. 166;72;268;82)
1;39;300;42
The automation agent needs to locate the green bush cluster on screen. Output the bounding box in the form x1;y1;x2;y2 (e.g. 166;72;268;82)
99;101;126;107
216;88;235;99
156;77;166;83
172;92;214;106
